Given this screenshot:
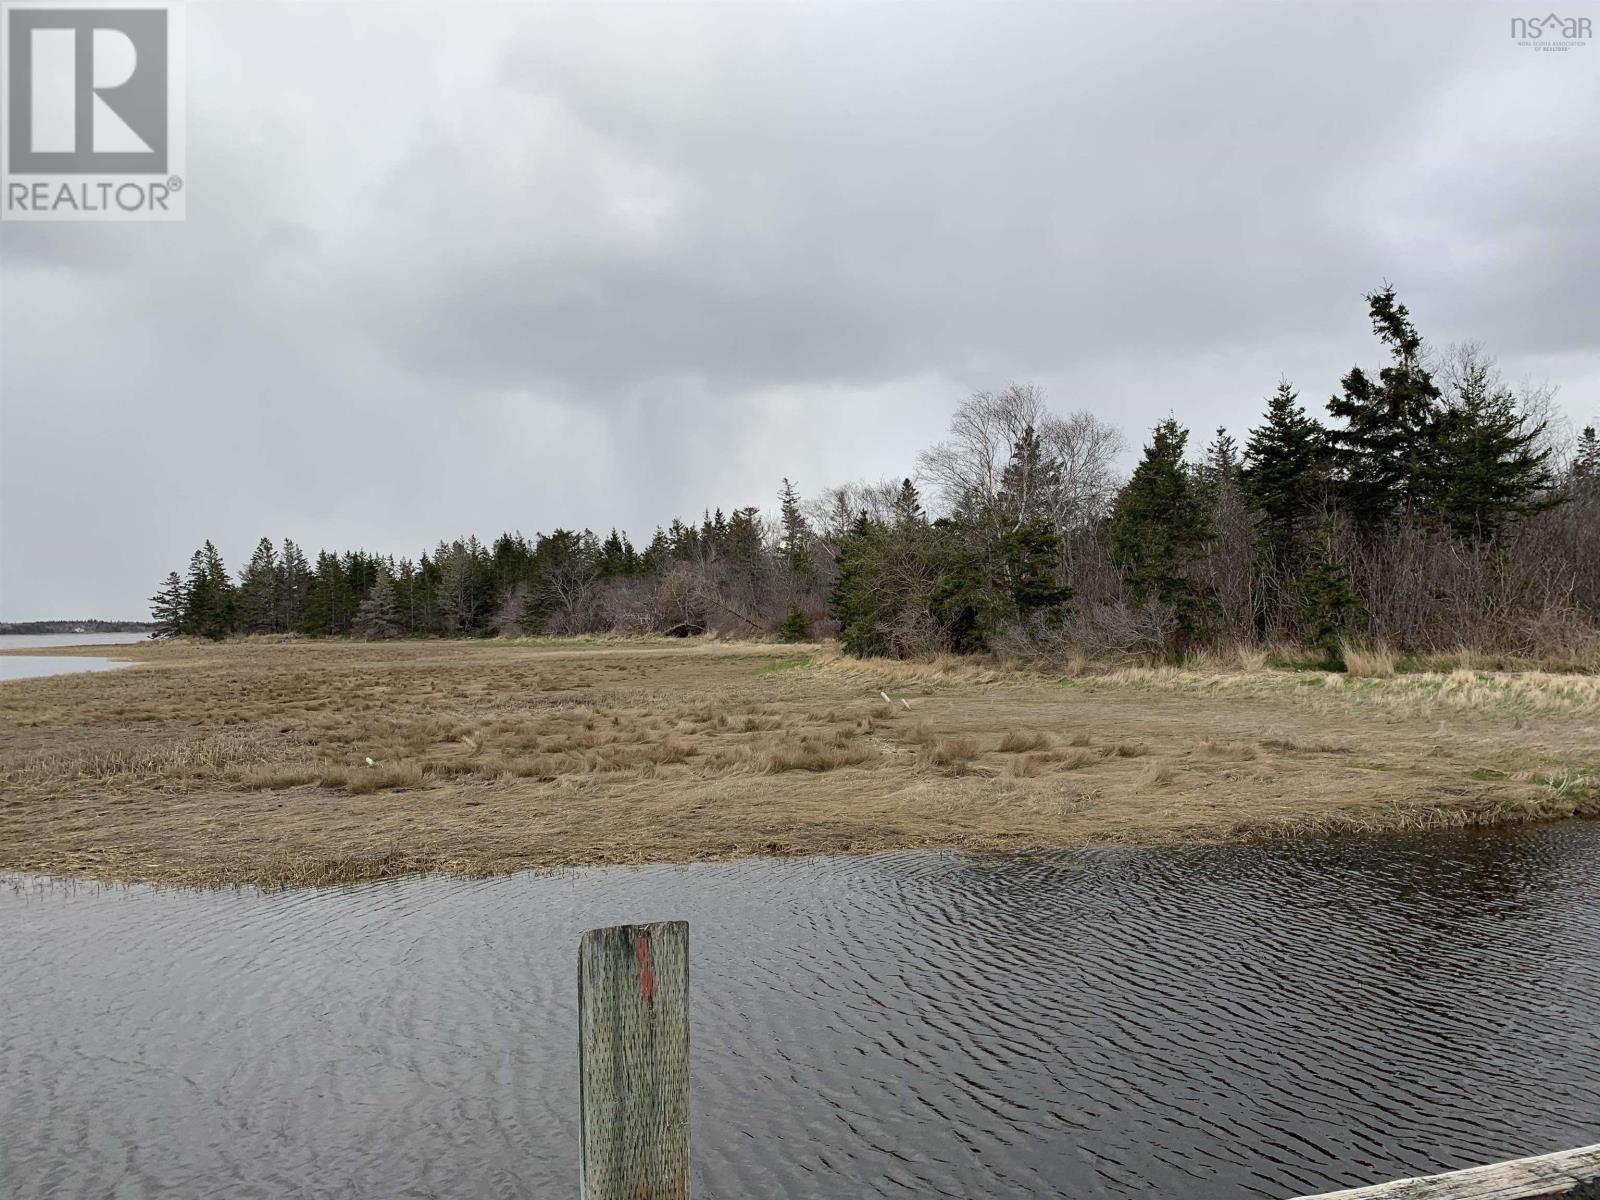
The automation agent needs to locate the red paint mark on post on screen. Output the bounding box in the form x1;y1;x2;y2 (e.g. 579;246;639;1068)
635;934;655;1004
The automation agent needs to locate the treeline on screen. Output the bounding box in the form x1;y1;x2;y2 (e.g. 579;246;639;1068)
152;287;1600;665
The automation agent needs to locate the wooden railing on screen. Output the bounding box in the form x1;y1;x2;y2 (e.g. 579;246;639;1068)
1290;1144;1600;1199
575;920;1600;1200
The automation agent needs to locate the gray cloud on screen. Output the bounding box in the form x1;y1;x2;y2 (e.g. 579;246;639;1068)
3;2;1597;617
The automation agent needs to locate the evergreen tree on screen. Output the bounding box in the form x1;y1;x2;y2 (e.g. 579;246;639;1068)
1199;427;1240;490
182;549;210;636
1328;286;1444;528
180;541;235;639
829;513;888;657
1298;520;1363;667
149;571;187;638
279;539;310;631
1431;355;1556;538
1242;381;1330;569
1576;426;1600;482
724;507;763;564
353;568;402;639
300;551;352;636
598;529;629;581
778;479;813;580
777;602;812;643
891;478;924;525
996;425;1062;529
237;537;281;633
1107;418;1212;644
994;518;1072;618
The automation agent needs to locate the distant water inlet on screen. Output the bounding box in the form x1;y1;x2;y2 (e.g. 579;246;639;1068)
4;825;1600;1199
0;632;146;681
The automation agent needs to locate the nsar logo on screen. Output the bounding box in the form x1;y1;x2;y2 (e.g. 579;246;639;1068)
1511;11;1592;51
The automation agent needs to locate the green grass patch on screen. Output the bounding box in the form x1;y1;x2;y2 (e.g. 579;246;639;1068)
757;655;815;677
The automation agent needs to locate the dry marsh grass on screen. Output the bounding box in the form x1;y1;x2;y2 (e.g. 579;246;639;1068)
1;636;1596;887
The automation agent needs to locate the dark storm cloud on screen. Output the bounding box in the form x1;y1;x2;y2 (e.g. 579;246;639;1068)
2;2;1597;617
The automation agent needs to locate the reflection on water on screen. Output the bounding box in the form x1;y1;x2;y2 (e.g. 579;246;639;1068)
4;825;1599;1199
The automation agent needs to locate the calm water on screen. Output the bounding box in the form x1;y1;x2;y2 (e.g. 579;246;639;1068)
0;633;146;681
4;826;1600;1200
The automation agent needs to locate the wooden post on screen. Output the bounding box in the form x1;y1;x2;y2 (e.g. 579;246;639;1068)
1288;1143;1600;1200
578;921;690;1200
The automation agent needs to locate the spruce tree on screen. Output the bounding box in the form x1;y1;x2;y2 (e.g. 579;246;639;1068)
598;529;629;580
1107;418;1212;643
353;569;402;639
1431;356;1556;538
994;518;1071;618
300;551;351;636
996;425;1061;528
829;513;888;657
237;537;281;633
1575;426;1600;482
279;539;310;631
1242;381;1330;570
778;479;814;580
891;478;924;525
181;541;235;639
149;572;187;638
182;549;211;636
1199;427;1240;491
1298;520;1363;667
1327;286;1443;528
777;602;812;643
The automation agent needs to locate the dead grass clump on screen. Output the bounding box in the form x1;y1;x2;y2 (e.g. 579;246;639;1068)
1341;640;1398;678
1008;754;1046;778
1107;742;1147;758
998;730;1051;753
346;762;427;794
238;764;321;790
922;736;981;771
760;741;878;774
1050;748;1097;771
1137;763;1176;788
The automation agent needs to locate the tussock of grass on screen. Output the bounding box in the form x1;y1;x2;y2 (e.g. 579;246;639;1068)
998;730;1051;753
1342;640;1398;678
922;736;980;771
759;740;877;774
1008;754;1046;778
1137;763;1176;788
1049;748;1097;771
344;764;424;794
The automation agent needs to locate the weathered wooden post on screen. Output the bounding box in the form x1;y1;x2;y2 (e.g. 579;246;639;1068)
578;921;690;1200
1288;1143;1600;1200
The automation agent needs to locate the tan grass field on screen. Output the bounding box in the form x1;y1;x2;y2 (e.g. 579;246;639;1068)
2;637;1597;887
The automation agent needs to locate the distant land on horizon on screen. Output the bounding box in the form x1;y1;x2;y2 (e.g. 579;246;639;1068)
0;619;157;635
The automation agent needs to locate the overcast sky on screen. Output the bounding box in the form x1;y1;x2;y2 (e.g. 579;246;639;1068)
2;1;1597;619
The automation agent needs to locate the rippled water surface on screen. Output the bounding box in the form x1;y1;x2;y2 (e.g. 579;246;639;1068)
5;825;1600;1199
